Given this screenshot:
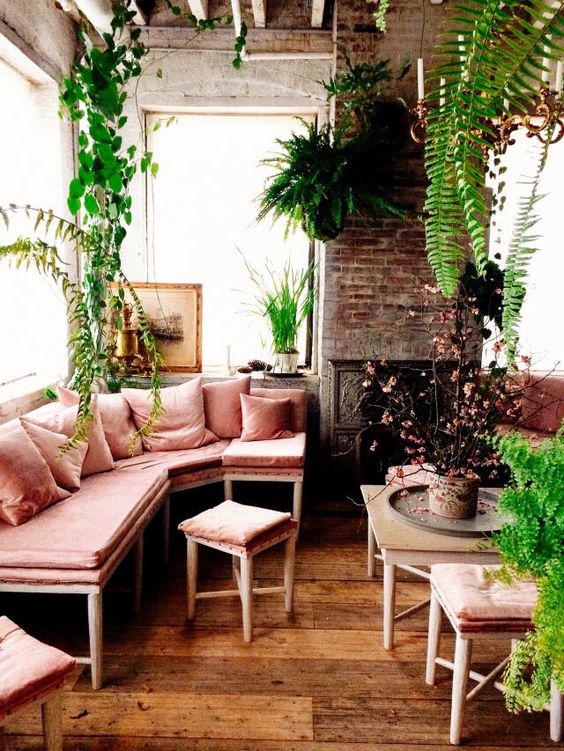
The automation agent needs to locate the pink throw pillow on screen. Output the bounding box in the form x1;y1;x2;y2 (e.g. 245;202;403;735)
26;395;114;477
0;424;70;526
19;418;88;491
122;378;216;451
202;376;251;438
58;387;142;459
240;394;294;442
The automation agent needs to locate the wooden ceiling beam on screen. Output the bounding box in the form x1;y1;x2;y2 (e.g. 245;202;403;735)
72;0;147;38
311;0;326;28
186;0;209;20
251;0;266;28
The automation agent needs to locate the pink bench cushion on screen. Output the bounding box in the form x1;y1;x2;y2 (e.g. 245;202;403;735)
250;388;307;433
240;394;293;442
222;432;306;469
179;500;291;546
116;440;230;475
203;376;251;438
0;616;75;716
520;374;564;433
431;564;537;632
0;464;168;570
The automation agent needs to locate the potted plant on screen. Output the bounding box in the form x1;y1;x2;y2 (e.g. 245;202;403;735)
256;56;410;242
491;428;563;713
243;257;315;374
361;269;523;518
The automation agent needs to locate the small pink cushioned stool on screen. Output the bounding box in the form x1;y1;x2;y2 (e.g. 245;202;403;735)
178;500;298;642
0;617;75;750
426;563;561;745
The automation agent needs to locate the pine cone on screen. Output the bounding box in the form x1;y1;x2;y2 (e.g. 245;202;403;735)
247;359;269;372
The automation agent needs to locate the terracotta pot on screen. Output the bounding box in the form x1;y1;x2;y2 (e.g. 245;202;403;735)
428;474;479;519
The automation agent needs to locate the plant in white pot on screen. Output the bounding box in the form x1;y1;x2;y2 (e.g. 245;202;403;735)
244;257;315;374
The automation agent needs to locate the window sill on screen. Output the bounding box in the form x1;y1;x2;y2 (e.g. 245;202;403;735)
0;375;58;424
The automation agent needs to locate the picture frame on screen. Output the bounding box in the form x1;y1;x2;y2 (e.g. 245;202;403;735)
112;282;202;372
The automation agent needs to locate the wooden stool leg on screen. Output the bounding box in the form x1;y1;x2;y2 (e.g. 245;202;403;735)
551;680;563;742
426;589;443;685
162;494;171;564
367;520;376;578
42;692;63;751
284;534;296;613
224;479;233;501
187;539;199;621
450;634;473;745
383;562;397;650
240;555;254;642
232;554;239;582
292;481;303;527
88;591;103;690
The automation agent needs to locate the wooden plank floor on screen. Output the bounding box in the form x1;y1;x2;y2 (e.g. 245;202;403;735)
1;490;554;750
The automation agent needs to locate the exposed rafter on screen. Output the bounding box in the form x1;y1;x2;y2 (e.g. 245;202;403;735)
251;0;266;28
71;0;147;38
186;0;209;20
311;0;326;28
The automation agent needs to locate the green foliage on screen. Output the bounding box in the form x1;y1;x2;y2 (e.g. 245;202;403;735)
372;0;390;33
492;429;564;711
243;256;316;354
424;0;564;297
257;57;410;242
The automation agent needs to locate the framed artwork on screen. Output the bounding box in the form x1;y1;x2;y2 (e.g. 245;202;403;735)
112;282;202;372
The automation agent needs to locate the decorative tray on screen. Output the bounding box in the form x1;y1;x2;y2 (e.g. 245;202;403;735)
387;486;508;537
263;370;305;378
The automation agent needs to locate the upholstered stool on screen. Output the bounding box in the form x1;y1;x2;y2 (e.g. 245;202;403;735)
178;500;298;642
425;564;553;745
0;617;75;750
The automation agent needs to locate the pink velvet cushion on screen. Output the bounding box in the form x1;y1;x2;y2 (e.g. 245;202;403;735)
240;393;294;442
19;418;87;491
222;433;305;468
58;387;142;459
431;564;537;628
203;375;251;438
122;378;216;451
0;424;70;527
24;396;114;478
178;499;291;546
0;616;76;715
250;388;307;432
520;374;564;433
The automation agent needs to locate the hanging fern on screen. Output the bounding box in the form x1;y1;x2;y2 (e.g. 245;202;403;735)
425;0;564;296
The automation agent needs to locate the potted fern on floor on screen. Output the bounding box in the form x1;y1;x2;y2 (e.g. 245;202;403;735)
243;258;315;374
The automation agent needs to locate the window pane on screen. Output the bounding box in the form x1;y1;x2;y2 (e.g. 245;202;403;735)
147;113;312;370
0;57;68;394
488;132;564;370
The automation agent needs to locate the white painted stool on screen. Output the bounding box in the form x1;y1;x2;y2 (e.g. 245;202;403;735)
426;563;561;745
178;500;298;642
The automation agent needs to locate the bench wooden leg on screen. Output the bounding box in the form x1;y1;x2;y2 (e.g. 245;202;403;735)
551;680;563;742
292;481;303;527
284;534;296;613
224;479;233;501
162;495;170;564
42;692;63;751
383;562;396;650
134;533;144;615
450;634;473;745
88;591;103;690
240;555;253;643
426;589;443;685
187;539;198;621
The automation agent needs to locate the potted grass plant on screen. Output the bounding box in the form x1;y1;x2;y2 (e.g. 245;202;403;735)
243;257;315;373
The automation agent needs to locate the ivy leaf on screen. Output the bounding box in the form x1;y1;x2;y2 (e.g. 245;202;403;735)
67;196;81;215
109;173;123;193
84;193;99;215
69;178;85;198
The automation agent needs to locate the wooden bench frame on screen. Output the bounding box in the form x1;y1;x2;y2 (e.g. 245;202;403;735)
0;685;65;751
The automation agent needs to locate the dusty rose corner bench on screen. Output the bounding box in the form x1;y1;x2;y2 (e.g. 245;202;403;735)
0;617;76;750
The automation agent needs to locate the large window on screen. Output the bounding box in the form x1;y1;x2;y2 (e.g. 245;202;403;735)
0;56;69;400
489;131;564;371
146;113;313;371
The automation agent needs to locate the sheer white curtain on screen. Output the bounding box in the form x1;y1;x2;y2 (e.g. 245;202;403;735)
147;113;312;370
0;57;68;398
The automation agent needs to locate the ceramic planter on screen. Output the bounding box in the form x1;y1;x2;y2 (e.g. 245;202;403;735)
273;351;299;374
428;474;480;519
